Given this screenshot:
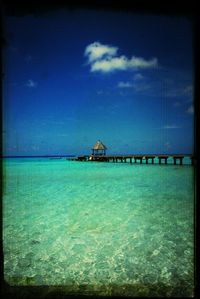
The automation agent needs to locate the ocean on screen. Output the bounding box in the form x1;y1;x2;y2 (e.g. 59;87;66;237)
3;157;195;297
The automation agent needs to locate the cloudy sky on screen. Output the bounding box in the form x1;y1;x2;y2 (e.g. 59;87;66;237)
3;9;194;156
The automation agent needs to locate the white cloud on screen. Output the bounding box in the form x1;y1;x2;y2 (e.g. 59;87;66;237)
90;55;158;73
85;41;158;73
133;73;144;81
163;125;181;129
186;105;194;114
84;42;118;63
129;56;158;69
164;83;194;99
26;79;37;88
117;75;150;92
91;56;128;72
118;81;132;88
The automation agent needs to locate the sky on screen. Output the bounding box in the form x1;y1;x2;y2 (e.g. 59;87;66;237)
3;8;194;156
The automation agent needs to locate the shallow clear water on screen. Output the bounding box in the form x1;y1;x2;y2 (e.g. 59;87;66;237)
3;157;195;297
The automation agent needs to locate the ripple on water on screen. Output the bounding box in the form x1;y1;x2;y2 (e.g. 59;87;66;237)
3;159;194;296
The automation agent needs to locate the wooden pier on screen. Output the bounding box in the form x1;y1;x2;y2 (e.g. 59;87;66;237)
68;154;195;165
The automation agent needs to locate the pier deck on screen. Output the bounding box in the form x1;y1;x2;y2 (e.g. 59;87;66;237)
68;154;194;165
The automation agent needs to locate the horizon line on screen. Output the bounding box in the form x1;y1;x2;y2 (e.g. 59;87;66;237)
2;153;194;158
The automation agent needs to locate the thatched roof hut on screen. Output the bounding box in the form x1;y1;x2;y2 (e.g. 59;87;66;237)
92;140;107;156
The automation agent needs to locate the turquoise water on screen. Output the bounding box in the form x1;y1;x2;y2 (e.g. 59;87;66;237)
3;157;195;297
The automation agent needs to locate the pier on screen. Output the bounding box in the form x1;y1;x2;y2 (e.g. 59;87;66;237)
69;154;194;165
67;141;194;166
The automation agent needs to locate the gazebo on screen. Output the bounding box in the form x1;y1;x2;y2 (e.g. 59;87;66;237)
92;140;107;156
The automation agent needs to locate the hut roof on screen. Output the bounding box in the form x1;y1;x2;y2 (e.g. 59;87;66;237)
92;140;107;150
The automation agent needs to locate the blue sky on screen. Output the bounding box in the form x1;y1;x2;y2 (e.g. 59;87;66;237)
3;9;194;156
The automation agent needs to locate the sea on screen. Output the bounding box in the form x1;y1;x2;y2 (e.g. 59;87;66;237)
2;156;195;297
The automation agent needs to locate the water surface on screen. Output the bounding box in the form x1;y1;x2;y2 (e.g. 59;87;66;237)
3;157;195;297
